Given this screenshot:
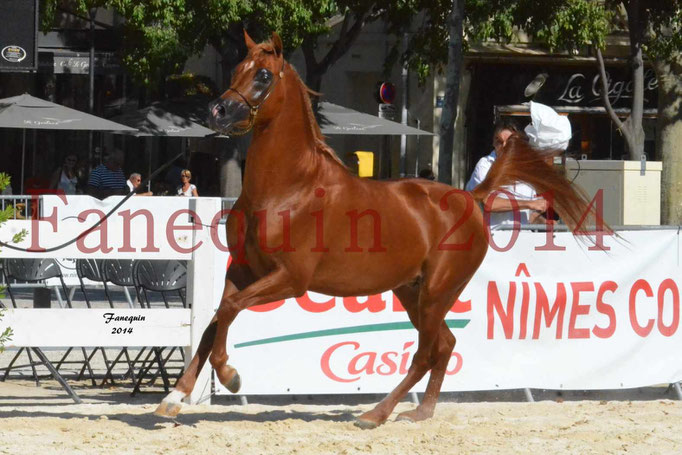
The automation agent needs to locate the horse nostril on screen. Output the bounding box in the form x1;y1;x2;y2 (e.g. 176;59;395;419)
216;103;226;118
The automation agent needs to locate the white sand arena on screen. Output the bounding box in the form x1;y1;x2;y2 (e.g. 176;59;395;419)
1;380;682;454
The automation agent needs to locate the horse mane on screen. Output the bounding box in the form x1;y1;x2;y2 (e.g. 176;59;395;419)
286;63;348;169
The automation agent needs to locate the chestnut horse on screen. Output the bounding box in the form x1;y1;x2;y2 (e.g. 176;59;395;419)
155;31;594;428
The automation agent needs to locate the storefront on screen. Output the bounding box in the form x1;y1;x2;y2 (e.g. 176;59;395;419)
464;60;659;175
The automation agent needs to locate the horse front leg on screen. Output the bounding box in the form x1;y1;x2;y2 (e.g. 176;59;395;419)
209;267;302;390
154;317;218;417
155;266;255;417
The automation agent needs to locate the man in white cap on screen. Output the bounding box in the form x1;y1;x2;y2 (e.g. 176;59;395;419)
465;101;572;228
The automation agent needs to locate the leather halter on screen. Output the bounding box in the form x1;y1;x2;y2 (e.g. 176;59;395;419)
224;59;286;136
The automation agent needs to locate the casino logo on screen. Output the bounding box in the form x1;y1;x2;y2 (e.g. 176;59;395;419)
1;45;27;63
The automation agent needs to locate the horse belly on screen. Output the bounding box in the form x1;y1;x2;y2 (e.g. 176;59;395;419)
308;252;422;297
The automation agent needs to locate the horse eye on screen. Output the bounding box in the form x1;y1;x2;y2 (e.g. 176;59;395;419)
254;69;272;83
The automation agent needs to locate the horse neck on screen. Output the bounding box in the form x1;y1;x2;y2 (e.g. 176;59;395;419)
242;73;336;200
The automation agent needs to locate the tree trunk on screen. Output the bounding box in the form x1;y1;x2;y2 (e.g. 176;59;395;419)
212;30;248;198
654;54;682;224
301;13;368;97
305;63;324;94
302;39;324;108
596;1;645;160
624;0;645;160
437;0;464;185
219;140;245;199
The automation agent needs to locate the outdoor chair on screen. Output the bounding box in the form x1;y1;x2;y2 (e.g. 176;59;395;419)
130;259;188;395
100;258;176;391
0;258;96;389
95;259;146;386
101;259;138;291
2;258;70;308
134;259;188;309
75;259;136;385
75;259;110;309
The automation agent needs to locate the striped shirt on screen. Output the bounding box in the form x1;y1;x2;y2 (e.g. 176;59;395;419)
88;164;126;189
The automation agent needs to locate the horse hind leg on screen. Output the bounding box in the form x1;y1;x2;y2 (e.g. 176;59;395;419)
396;321;455;422
355;277;465;429
394;276;468;423
356;283;427;429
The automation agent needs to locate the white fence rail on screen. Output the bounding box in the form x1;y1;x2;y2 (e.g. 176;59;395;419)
0;195;228;405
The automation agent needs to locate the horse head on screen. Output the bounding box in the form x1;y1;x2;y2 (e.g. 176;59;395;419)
209;31;286;136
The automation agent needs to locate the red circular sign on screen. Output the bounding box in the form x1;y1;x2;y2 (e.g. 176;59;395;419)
378;82;396;104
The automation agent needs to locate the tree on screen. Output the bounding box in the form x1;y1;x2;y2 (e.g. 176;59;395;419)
42;1;424;91
645;1;682;223
437;0;464;185
42;1;682;216
417;1;682;222
404;0;610;183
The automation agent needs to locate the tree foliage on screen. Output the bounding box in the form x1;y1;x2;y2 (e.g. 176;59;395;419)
41;1;441;89
40;1;682;100
0;309;11;354
641;0;682;61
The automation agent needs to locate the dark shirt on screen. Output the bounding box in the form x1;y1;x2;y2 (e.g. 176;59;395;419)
87;164;126;199
88;164;126;189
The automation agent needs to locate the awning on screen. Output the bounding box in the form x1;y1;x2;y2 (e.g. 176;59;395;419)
317;102;434;136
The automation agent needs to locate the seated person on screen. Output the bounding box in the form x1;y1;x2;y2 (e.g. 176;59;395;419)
87;149;127;199
126;172;153;196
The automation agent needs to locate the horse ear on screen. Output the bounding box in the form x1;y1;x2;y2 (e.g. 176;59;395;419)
271;32;283;56
244;29;257;50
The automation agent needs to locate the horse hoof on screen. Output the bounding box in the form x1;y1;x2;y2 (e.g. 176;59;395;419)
354;418;379;430
223;366;241;394
395;413;415;423
154;399;182;418
154;390;185;418
396;409;432;423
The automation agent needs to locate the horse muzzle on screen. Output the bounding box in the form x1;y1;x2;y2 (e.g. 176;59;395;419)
208;97;252;135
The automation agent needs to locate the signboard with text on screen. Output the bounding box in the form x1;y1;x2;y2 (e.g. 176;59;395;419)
476;63;659;110
4;309;190;347
217;229;682;394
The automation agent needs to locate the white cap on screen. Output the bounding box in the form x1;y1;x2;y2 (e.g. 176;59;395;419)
524;101;572;150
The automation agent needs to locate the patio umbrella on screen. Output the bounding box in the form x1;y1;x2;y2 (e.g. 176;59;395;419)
316;102;434;136
109;100;218;137
109;98;222;192
0;93;137;193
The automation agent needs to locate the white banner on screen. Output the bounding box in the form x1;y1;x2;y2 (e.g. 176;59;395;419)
216;229;682;394
3;309;190;347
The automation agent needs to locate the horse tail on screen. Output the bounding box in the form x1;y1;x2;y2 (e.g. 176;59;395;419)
469;134;596;232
